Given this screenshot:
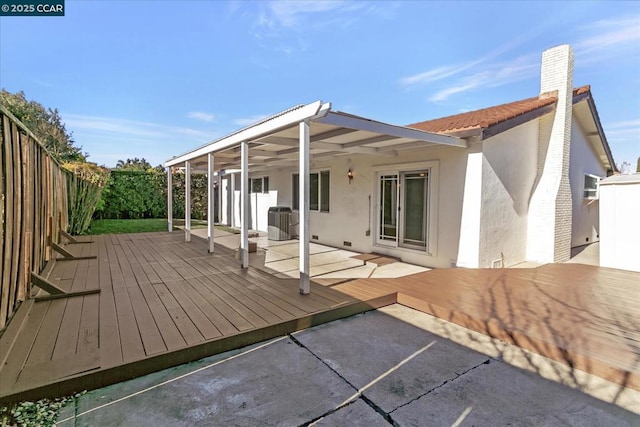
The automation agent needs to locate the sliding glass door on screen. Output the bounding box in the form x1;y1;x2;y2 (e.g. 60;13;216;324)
378;171;429;250
401;172;428;248
379;175;398;242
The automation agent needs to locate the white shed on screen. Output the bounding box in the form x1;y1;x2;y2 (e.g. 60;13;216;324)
599;173;640;272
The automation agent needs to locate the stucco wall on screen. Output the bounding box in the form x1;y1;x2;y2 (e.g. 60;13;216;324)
244;145;469;269
456;149;483;268
479;120;539;267
569;118;606;247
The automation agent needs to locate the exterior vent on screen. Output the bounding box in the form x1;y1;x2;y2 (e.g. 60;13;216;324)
312;235;318;240
343;241;352;247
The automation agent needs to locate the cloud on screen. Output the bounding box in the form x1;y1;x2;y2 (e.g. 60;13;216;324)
233;114;269;127
399;37;529;88
607;120;640;130
267;0;351;29
61;114;221;167
64;114;215;140
574;16;640;56
401;14;639;103
428;53;539;102
187;111;215;122
250;1;394;43
398;65;463;86
604;120;640;142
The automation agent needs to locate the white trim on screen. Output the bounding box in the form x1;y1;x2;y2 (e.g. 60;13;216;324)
207;153;215;253
240;141;249;268
318;112;466;148
583;173;600;200
299;120;311;295
185;161;191;242
165;101;330;167
167;169;173;232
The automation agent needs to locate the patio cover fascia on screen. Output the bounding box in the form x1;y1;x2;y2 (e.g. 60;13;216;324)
164;100;466;295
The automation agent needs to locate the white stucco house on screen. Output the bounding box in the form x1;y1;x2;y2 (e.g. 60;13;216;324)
165;45;616;293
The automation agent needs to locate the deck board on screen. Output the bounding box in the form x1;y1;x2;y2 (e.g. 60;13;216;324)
3;231;637;404
335;264;640;391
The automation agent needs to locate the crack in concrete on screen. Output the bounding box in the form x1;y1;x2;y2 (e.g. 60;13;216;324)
388;358;493;415
288;333;396;426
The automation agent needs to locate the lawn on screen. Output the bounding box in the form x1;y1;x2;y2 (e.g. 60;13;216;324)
88;218;207;235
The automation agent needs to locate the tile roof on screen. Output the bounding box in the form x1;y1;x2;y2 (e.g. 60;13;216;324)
408;85;591;135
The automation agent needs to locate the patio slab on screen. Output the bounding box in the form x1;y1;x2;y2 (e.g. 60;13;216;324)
311;398;389;426
392;361;631;427
56;305;638;426
293;309;489;414
64;338;357;427
369;262;429;278
194;227;430;280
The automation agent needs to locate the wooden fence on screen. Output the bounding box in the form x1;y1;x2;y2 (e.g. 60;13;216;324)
0;106;70;329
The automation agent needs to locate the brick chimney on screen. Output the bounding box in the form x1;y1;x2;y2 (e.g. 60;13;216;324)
526;45;574;263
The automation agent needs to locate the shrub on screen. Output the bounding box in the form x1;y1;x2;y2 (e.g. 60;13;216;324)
63;162;109;234
95;171;208;220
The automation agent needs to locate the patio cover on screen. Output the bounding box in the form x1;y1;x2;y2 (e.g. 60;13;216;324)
164;101;466;294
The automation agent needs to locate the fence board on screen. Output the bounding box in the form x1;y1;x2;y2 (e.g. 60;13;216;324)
0;108;70;328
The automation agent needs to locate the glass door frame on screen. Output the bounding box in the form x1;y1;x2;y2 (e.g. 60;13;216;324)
399;170;429;250
374;161;438;256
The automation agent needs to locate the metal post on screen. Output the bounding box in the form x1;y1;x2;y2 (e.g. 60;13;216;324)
167;167;173;232
207;153;215;253
185;160;191;242
299;120;310;294
240;142;249;268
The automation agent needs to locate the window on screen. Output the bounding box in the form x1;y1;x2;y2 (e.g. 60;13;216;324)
250;177;269;193
292;171;330;212
292;174;299;210
584;174;599;199
320;171;330;213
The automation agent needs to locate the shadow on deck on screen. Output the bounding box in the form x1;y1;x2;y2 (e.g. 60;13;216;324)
335;265;640;396
1;231;638;407
0;232;394;403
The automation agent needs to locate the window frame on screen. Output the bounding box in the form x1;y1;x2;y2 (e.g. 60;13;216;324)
583;173;600;200
249;176;269;194
292;170;330;212
373;160;439;256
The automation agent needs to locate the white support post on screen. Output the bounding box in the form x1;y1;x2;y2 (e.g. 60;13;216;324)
217;175;222;226
240;141;249;268
167;167;173;232
207;153;215;253
299;120;311;295
230;173;236;228
185;160;191;242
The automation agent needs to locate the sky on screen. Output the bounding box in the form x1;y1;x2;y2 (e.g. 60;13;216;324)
1;1;639;170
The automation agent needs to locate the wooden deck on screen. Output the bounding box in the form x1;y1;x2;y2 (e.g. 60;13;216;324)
1;232;638;403
0;232;394;403
335;265;640;391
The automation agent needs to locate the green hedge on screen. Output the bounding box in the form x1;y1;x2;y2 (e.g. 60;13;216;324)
95;170;209;220
63;162;110;234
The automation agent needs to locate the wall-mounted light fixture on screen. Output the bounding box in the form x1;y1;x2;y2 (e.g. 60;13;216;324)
347;169;354;184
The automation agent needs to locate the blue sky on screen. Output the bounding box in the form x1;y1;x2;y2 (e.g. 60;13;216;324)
1;1;639;169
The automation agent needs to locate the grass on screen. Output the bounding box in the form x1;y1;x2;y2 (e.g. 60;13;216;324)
87;218;207;235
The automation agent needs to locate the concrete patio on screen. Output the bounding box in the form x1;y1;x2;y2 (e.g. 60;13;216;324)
191;228;430;282
56;305;639;426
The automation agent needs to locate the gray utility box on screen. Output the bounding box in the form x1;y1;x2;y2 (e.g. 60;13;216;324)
268;206;292;241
